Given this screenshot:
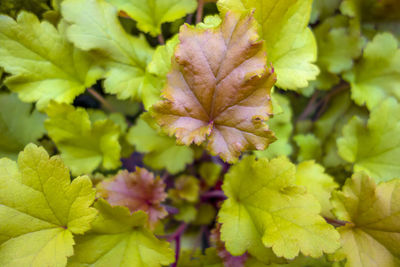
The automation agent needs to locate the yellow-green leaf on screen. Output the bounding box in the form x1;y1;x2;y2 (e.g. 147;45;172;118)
332;172;400;267
0;12;102;109
106;0;197;36
67;199;175;267
0;144;97;267
45;102;121;176
218;156;340;260
218;0;319;90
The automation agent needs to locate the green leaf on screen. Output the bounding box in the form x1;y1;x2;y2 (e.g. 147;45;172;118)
296;161;338;218
199;162;222;187
218;0;319;90
169;175;200;203
314;91;367;168
0;0;49;17
331;172;400;266
0;93;45;159
315;16;366;74
338;98;400;182
218;156;340;260
68;199;175;267
127;114;194;174
294;134;322;162
106;0;197;36
255;94;293;159
147;35;180;78
311;0;341;23
0;12;102;110
0;144;97;267
45;102;122;176
62;0;161;109
344;33;400;110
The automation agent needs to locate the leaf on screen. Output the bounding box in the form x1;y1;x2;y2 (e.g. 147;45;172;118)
210;224;248;267
199;162;223;187
337;98;400;182
314;16;366;74
254;94;293;159
0;144;97;267
331;172;400;267
218;0;319;90
311;0;341;23
295;161;338;218
218;156;340;260
152;12;276;163
314;91;367;168
106;0;197;36
97;168;167;227
45;102;121;176
0;93;45;159
169;175;200;203
147;35;180;78
67;199;175;267
62;0;162;109
0;0;49;17
127;114;194;174
0;12;102;110
294;134;322;162
344;33;400;110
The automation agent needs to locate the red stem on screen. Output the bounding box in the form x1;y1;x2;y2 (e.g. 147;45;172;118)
87;87;115;112
196;0;204;23
201;190;227;200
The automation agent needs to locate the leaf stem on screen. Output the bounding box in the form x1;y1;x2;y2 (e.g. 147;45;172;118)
201;190;227;200
87;87;115;113
297;91;320;122
158;34;165;45
314;82;350;119
324;217;349;227
196;0;204;24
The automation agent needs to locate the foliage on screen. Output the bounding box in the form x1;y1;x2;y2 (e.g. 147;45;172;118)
0;0;399;266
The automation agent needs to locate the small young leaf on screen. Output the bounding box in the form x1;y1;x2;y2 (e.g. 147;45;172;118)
45;102;121;175
331;172;400;266
97;168;168;227
0;144;97;267
218;156;340;260
106;0;197;36
152;12;276;163
0;12;102;109
68;199;175;267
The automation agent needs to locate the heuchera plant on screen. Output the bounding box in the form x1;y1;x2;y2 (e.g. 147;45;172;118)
1;0;400;266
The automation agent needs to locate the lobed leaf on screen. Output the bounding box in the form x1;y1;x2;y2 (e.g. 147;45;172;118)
106;0;197;36
97;168;168;227
332;173;400;266
152;12;276;163
62;0;162;109
0;12;102;109
218;156;340;260
0;144;97;267
68;199;175;267
45;102;121;176
0;93;45;159
338;98;400;182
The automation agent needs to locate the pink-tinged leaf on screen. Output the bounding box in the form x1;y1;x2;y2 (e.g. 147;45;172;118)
211;224;248;267
97;167;167;228
152;12;276;163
